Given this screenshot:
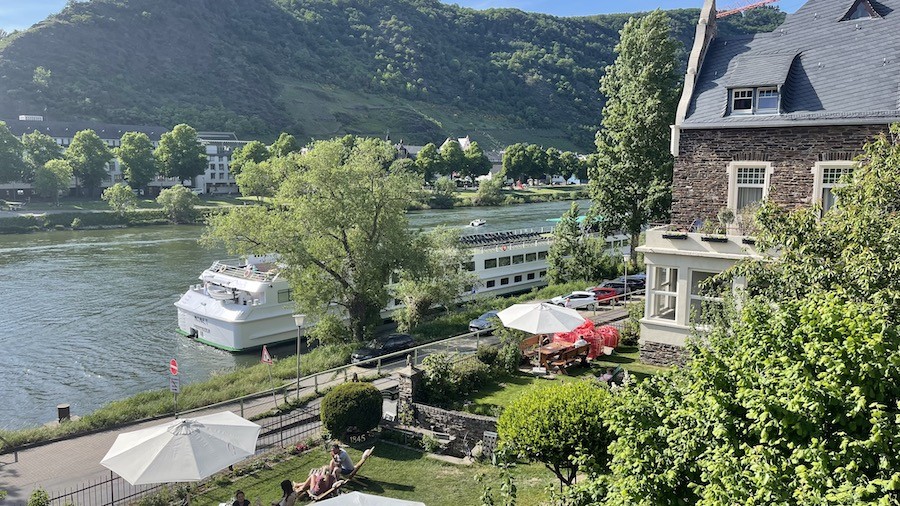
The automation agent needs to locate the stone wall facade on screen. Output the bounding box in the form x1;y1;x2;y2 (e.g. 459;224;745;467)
640;340;688;367
412;403;498;458
671;124;890;226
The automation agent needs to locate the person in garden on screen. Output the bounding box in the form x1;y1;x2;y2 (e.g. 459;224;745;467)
232;490;250;506
329;443;355;476
271;479;297;506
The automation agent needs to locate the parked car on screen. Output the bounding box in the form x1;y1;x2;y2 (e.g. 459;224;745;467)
190;187;204;195
613;273;646;289
469;310;500;333
584;286;620;304
600;277;644;294
351;333;416;366
550;291;599;309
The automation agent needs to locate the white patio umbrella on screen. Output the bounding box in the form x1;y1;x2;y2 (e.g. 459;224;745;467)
101;411;261;486
316;492;425;506
496;302;586;334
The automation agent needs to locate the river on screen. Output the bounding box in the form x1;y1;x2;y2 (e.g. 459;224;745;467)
0;200;587;429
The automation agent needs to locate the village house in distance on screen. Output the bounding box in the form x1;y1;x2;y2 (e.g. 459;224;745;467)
638;0;900;365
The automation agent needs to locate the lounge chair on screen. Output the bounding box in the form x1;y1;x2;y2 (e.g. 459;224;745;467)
308;446;375;501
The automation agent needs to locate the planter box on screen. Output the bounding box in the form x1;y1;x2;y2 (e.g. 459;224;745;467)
700;235;729;243
662;232;688;240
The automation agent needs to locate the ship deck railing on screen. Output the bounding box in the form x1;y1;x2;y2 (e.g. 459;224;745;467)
208;259;280;282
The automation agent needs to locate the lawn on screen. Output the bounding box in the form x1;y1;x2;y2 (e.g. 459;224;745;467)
191;444;553;506
18;195;253;212
462;347;672;416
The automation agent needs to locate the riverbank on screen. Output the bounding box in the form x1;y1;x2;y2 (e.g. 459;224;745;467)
0;281;585;451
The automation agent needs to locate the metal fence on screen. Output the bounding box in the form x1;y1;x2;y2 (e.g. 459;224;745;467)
48;407;323;506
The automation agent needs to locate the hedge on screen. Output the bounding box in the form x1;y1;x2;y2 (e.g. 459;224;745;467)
0;208;220;234
320;382;383;439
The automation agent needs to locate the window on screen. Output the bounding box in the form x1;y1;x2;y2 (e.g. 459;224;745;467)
499;257;511;267
484;258;497;269
813;163;853;213
537;251;548;260
689;271;723;324
209;164;216;171
514;275;522;283
463;261;475;272
525;252;537;262
512;254;524;264
649;266;678;321
539;270;547;278
500;278;509;286
210;172;216;180
732;89;753;113
728;162;772;213
527;272;536;280
486;280;496;288
277;289;293;303
756;88;779;112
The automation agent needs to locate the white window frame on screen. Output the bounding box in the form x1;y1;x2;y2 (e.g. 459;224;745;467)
756;87;780;113
811;161;854;213
648;265;678;322
689;270;723;326
731;88;754;114
727;161;773;213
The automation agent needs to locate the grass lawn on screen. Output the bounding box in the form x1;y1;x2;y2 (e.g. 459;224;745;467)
192;444;554;506
462;348;672;416
18;195;254;212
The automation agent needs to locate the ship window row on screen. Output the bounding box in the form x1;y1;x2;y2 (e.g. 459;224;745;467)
483;251;547;270
483;270;546;289
277;289;293;303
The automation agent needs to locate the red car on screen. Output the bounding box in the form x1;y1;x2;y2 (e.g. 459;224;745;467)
584;286;620;305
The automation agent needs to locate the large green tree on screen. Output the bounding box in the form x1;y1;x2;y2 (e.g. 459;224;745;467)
590;10;680;262
440;139;466;177
589;125;900;505
65;129;113;196
205;136;423;342
230;140;270;176
0;121;26;184
269;132;300;158
101;182;138;216
462;141;492;182
154;124;207;185
117;132;157;189
21;130;62;182
415;143;445;181
157;184;199;223
33;159;72;205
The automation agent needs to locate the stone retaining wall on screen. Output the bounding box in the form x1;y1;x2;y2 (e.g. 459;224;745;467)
412;403;497;458
640;341;688;367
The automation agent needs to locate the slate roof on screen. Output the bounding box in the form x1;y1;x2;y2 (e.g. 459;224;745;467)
683;0;900;128
3;119;168;141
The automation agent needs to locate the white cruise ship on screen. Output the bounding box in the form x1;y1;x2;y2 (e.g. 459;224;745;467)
175;229;629;351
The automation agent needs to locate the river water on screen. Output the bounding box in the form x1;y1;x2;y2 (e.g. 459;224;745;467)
0;200;587;429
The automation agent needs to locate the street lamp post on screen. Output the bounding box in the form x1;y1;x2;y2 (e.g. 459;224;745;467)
623;253;629;305
293;314;306;401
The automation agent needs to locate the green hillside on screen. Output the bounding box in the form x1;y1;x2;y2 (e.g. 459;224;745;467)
0;0;783;150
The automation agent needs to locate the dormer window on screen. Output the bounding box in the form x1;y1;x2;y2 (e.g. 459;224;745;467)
756;88;780;113
840;0;880;20
732;89;753;114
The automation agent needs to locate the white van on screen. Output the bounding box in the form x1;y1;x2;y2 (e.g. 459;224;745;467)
190;187;205;195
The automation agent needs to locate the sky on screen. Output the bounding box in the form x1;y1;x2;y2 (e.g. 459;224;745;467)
0;0;805;32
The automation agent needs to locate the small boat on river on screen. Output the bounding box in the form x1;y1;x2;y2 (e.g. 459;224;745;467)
469;219;486;227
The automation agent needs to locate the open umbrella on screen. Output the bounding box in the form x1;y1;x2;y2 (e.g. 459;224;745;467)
496;302;586;334
316;492;425;506
101;411;260;486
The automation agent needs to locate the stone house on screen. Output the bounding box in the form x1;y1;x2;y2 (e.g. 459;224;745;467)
638;0;900;365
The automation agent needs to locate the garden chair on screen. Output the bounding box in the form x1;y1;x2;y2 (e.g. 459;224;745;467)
309;446;375;502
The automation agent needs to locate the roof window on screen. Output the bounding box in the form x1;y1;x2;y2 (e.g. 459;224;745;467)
732;89;753;114
730;87;779;115
840;0;880;20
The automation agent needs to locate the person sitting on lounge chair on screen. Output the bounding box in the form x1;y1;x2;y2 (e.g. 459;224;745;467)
599;367;614;383
294;467;337;497
329;444;355;477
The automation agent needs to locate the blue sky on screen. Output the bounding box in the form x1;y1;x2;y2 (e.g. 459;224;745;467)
0;0;804;32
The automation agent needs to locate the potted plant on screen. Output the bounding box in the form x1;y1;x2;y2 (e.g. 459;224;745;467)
699;209;731;243
735;202;760;244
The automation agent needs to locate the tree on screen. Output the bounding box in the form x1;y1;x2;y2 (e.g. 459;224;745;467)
230;140;270;176
498;381;612;486
156;184;199;223
205;136;422;342
155;124;207;185
102;183;137;216
473;175;504;206
21;130;62;182
394;227;475;331
65;129;113;196
440;140;466;177
0;121;25;184
562;151;587;181
235;160;277;200
416;143;445;181
320;382;383;438
590;10;680;262
545;147;563;176
524;144;549;180
269;132;300;158
117;132;157;189
33;159;72;205
595;124;900;505
463;141;492;182
429;176;457;209
547;202;588;284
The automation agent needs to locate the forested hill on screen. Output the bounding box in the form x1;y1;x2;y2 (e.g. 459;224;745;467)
0;0;784;150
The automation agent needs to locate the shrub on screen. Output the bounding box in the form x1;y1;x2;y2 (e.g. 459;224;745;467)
27;488;50;506
421;433;442;453
620;301;643;346
308;314;349;346
451;356;491;395
496;343;522;374
320;382;383;438
476;344;498;367
421;352;454;405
